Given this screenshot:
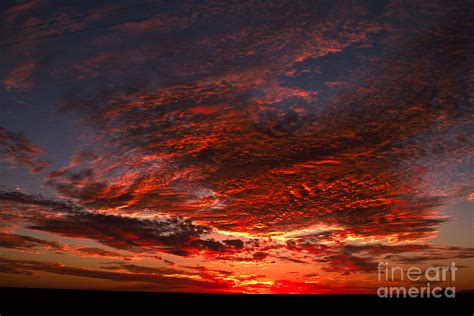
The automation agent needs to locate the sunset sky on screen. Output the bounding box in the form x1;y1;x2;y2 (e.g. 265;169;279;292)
0;0;473;294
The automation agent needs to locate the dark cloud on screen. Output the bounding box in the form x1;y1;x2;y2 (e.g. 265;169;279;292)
0;232;60;251
0;190;240;257
0;257;231;292
0;127;49;172
0;232;128;259
386;246;474;264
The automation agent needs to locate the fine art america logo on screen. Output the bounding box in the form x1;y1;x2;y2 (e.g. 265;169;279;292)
377;262;457;298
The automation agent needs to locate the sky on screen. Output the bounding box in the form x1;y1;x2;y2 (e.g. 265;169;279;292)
0;0;473;294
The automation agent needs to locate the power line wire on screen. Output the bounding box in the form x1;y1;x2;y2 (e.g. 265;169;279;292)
0;1;246;48
4;0;167;33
